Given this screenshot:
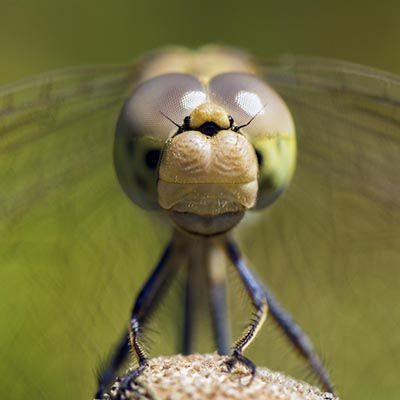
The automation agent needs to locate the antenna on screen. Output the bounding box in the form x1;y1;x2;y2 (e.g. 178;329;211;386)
233;103;268;132
159;111;183;131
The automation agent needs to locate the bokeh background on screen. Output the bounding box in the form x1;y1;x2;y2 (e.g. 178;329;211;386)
0;1;399;399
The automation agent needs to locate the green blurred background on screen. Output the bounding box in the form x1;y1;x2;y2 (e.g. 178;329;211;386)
0;1;399;399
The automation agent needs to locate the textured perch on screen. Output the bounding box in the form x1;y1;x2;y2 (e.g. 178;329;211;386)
104;354;338;400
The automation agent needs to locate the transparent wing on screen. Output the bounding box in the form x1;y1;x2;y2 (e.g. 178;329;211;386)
0;63;141;224
236;57;400;399
266;56;400;214
0;63;142;151
0;63;172;399
2;56;400;400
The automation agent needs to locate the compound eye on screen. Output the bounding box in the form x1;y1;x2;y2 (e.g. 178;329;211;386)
117;73;206;140
209;73;296;209
208;72;294;137
114;73;207;209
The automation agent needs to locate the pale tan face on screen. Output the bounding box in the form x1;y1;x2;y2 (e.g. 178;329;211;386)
114;52;296;236
158;106;259;235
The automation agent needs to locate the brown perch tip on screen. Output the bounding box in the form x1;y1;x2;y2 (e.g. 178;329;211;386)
104;353;338;400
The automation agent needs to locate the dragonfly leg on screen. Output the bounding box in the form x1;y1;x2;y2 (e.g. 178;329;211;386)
263;284;336;394
224;238;335;395
224;239;268;379
94;332;130;399
182;237;231;355
95;241;179;399
183;236;230;354
209;278;231;355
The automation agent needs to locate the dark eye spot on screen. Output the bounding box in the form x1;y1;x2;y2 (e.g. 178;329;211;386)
145;149;161;170
255;149;263;166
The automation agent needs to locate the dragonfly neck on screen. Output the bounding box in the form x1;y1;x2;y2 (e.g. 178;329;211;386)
171;228;229;249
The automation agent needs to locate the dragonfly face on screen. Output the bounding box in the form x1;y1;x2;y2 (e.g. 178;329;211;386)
114;62;296;235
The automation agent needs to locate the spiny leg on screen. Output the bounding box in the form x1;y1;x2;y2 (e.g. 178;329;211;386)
224;239;268;378
263;283;335;394
226;239;335;395
98;241;181;398
95;332;130;399
122;242;181;392
207;240;231;355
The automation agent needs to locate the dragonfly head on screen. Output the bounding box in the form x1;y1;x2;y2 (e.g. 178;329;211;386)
114;72;296;236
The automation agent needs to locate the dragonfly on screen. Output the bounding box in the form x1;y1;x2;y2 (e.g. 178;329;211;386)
0;46;399;400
